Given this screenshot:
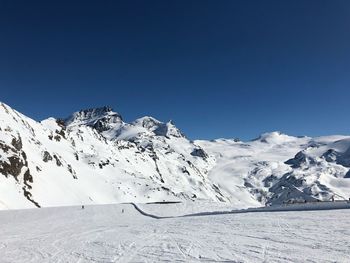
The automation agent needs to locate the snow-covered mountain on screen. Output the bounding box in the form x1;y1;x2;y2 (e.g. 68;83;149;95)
0;102;349;209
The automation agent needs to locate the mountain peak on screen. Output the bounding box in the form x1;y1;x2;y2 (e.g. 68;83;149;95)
132;116;162;129
253;131;298;144
65;106;123;131
131;117;185;138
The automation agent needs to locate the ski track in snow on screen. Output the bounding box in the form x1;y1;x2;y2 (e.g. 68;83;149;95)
0;203;349;263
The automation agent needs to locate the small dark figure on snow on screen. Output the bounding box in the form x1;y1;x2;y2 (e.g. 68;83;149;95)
82;205;85;209
122;209;124;213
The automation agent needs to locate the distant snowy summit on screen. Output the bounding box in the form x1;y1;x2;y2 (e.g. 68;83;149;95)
0;101;350;209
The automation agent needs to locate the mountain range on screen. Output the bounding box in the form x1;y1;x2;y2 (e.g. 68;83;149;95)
0;102;349;209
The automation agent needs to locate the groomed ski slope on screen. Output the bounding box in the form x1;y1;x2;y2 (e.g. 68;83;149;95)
0;203;349;262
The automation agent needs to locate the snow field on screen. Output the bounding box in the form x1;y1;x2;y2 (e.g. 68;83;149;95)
0;203;349;262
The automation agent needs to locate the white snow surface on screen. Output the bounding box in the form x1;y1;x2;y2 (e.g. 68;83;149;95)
1;102;350;209
0;202;349;262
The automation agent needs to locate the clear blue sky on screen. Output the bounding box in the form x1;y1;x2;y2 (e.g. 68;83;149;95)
1;0;350;140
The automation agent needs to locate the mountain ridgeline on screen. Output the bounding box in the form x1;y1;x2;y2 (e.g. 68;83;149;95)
0;102;349;209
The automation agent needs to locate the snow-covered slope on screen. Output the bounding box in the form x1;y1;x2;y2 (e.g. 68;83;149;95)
0;203;349;262
0;102;350;209
0;102;220;209
196;132;350;205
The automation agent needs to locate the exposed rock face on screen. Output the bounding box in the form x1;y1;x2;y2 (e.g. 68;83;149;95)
190;148;208;159
42;151;53;162
11;136;22;151
0;134;26;180
0;155;26;179
285;151;317;168
0;131;38;207
267;173;319;205
53;155;62;167
345;170;350;178
322;148;350;167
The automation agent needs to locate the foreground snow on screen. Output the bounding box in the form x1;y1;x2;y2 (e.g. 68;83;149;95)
0;203;349;262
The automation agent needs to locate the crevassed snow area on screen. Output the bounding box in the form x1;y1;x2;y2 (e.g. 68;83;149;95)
0;203;349;263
